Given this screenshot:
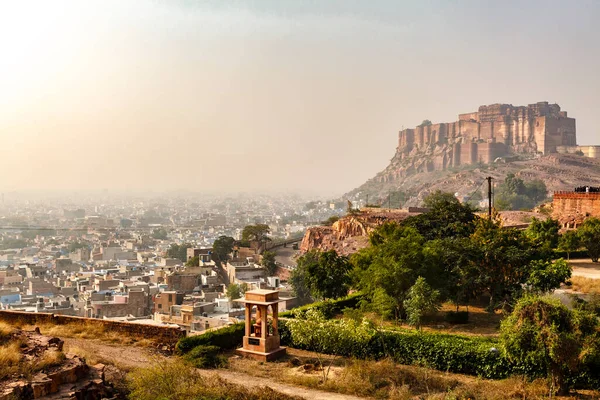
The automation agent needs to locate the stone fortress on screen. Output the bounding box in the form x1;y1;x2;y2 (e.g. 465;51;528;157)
392;102;599;178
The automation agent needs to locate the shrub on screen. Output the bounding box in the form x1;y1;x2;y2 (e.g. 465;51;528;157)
279;292;364;319
176;323;244;354
184;345;226;369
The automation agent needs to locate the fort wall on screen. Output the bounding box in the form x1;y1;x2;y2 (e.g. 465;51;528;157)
552;192;600;227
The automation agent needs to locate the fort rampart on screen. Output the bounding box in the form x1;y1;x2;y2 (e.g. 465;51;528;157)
552;192;600;227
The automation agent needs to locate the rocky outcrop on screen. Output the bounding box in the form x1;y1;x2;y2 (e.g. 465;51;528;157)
0;329;117;400
300;208;419;255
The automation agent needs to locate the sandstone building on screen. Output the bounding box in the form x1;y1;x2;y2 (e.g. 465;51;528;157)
553;187;600;228
391;102;598;179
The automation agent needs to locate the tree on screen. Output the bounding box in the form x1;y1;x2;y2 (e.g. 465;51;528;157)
500;295;600;395
261;251;277;276
166;243;192;263
470;218;542;311
577;217;600;262
351;224;438;319
403;277;441;330
403;190;478;240
525;259;571;293
226;284;243;304
241;224;271;252
185;256;199;267
525;217;560;251
212;236;235;262
152;228;168;240
120;218;133;228
419;119;432;127
289;258;313;304
296;250;351;300
558;230;580;260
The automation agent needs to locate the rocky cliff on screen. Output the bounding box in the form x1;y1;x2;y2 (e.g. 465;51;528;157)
300;208;419;255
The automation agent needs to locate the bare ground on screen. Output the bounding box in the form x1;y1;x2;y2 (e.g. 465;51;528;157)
62;338;365;399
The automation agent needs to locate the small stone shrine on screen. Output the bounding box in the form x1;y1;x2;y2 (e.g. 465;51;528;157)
235;289;286;361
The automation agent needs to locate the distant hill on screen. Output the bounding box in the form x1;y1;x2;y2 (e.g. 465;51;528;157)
345;153;600;207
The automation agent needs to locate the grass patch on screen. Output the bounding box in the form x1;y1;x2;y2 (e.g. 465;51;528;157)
0;321;15;343
228;351;590;399
570;276;600;294
128;358;302;400
0;341;23;380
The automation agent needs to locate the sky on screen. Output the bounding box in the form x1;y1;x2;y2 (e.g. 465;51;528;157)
0;0;599;196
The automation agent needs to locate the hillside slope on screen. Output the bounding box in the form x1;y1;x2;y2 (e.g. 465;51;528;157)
346;153;600;207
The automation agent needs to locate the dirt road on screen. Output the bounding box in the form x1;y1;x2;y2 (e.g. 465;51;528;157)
570;259;600;279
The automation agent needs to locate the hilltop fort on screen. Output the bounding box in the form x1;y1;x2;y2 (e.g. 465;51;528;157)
386;102;599;182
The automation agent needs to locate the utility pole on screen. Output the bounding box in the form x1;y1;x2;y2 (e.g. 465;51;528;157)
486;176;493;219
388;192;391;210
366;194;369;207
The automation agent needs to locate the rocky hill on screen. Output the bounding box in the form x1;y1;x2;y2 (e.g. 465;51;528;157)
346;153;600;207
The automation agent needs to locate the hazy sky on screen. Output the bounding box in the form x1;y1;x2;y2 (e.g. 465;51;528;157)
1;0;598;196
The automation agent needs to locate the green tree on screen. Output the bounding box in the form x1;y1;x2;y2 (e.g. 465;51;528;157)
289;258;313;303
525;217;560;251
404;190;478;240
241;224;271;252
261;251;277;276
296;250;351;300
525;259;571;293
226;284;242;304
166;243;192;263
500;295;600;395
120;218;133;228
577;217;600;262
419;119;432;127
68;241;88;253
403;277;441;330
212;236;235;262
185;256;199;267
471;218;542;311
152;228;168;240
558;230;580;260
351;224;437;319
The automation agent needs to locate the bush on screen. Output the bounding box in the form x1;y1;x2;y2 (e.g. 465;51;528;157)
176;323;244;354
280;318;600;387
184;345;226;369
445;311;469;324
279;292;364;319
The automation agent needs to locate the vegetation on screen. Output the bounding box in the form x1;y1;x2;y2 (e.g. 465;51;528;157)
151;228;168;240
212;235;235;262
403;277;441;330
419;119;432;127
183;345;226;369
494;173;548;210
241;224;271;251
321;215;339;226
128;359;301;400
291;250;351;301
176;323;245;354
558;229;580;259
578;217;600;262
185;256;198;267
166;243;192;263
225;283;247;304
500;295;600;395
261;250;277;276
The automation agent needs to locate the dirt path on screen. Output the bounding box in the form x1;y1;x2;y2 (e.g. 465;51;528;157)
62;338;366;399
197;369;365;400
569;259;600;279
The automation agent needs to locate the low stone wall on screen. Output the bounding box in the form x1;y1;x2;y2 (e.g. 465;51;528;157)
0;310;185;345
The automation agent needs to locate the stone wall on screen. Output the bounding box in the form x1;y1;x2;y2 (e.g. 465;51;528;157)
553;192;600;227
0;310;185;345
